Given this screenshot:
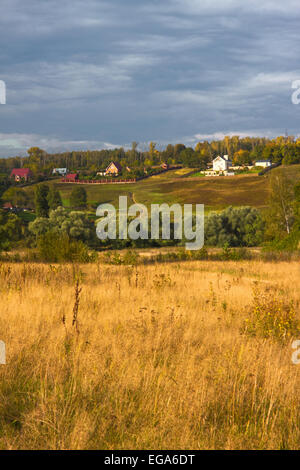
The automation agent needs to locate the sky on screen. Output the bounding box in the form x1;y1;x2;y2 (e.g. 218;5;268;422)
1;0;300;157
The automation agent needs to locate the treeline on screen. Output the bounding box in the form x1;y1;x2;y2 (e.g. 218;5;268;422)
1;135;300;178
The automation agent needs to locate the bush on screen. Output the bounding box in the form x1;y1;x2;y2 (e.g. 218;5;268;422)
205;206;264;247
29;206;96;246
37;231;97;263
102;250;140;265
218;244;252;261
263;231;300;252
242;285;300;342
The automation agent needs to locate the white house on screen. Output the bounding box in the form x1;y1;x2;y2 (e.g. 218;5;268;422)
213;155;232;172
53;168;68;176
255;160;271;168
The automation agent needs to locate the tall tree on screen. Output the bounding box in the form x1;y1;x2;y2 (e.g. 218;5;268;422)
35;184;50;217
233;149;251;166
70;187;87;209
130;142;139;163
265;170;294;236
48;186;62;210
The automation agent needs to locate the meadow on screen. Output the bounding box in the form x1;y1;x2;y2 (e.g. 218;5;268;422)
46;169;271;211
1;258;300;449
21;164;300;216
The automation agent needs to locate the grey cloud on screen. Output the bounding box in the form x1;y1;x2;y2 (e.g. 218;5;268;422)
0;0;300;156
0;132;125;157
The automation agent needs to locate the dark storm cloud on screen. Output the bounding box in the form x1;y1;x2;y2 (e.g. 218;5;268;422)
0;0;300;156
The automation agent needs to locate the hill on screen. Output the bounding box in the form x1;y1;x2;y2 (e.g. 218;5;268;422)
23;164;300;212
46;170;270;212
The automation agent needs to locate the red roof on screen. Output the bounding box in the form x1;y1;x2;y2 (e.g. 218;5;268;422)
10;168;32;177
67;173;78;178
66;173;79;179
2;202;13;209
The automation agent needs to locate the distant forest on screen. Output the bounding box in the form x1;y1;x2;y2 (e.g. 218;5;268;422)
1;135;300;179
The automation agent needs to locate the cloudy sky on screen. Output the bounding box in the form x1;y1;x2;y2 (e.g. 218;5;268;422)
0;0;300;157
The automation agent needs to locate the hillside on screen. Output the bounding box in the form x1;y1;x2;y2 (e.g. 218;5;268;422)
22;164;300;212
48;170;270;212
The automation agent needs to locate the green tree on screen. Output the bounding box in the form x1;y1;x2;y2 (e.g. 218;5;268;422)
130;141;139;163
70;187;87;208
174;144;186;161
29;206;94;244
163;144;175;161
0;210;23;250
34;184;50;217
48;186;62;210
26;147;47;175
265;170;294;237
180;148;198;167
205;206;264;247
149;142;157;160
2;187;29;207
233;149;251;166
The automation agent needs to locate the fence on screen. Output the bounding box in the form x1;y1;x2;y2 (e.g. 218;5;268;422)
60;165;183;184
61;178;137;184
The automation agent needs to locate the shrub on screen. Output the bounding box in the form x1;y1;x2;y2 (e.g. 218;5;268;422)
0;209;23;251
218;244;252;261
205;206;265;247
242;285;300;341
37;231;96;263
263;230;300;252
102;250;140;265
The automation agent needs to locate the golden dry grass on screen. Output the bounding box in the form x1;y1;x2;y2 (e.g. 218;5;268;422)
0;260;300;449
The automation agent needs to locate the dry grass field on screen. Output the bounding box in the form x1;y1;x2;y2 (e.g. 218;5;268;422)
1;259;300;449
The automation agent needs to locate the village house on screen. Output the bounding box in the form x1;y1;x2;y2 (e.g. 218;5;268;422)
10;168;33;182
201;155;235;177
2;202;14;211
65;173;79;182
212;155;232;172
105;161;122;176
52;168;68;176
96;169;107;176
255;160;271;168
